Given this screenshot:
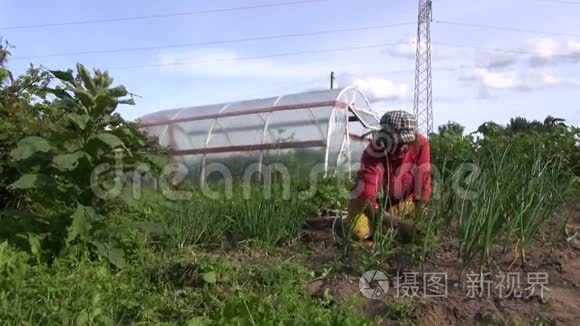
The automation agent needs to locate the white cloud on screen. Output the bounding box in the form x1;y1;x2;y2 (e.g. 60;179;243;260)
157;49;410;101
337;75;408;101
461;68;580;92
562;79;580;88
524;37;580;66
157;48;417;84
526;37;560;64
460;37;580;95
470;37;580;70
466;69;519;90
387;39;463;60
433;95;467;103
476;51;519;69
388;41;416;59
157;49;329;79
568;40;580;53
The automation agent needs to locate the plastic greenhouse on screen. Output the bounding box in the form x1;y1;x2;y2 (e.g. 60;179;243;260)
138;86;381;181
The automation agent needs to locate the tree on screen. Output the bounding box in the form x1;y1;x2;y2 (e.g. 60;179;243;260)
543;115;566;127
438;121;465;136
0;39;14;87
507;116;535;134
506;115;568;135
475;121;505;137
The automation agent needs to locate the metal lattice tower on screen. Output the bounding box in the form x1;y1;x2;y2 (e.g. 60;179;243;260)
413;0;433;135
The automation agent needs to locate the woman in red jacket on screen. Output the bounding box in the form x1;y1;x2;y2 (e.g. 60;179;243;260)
348;110;432;240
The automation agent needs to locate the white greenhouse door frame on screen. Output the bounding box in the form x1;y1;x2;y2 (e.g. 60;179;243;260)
333;101;352;177
344;104;353;176
336;86;380;177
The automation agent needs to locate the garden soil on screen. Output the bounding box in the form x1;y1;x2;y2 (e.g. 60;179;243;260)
208;203;579;325
298;203;580;325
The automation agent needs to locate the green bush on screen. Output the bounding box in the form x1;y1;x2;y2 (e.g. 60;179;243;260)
0;50;56;209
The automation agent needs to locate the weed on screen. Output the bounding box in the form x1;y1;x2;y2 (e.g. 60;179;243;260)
384;298;417;324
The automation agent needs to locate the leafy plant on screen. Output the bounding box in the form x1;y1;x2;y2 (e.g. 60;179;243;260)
297;176;350;214
4;63;164;265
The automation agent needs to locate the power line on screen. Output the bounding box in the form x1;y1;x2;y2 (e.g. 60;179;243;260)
351;62;552;77
435;20;580;38
101;39;561;74
10;22;577;62
369;63;580;77
247;77;326;97
0;0;328;30
349;64;476;77
337;68;416;76
110;42;412;70
432;42;528;55
341;39;580;75
344;64;580;80
18;39;561;74
432;41;576;58
11;22;415;60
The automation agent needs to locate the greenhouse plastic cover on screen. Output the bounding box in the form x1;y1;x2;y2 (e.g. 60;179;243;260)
138;86;380;178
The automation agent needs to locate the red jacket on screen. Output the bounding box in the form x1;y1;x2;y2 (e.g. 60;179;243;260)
353;134;432;208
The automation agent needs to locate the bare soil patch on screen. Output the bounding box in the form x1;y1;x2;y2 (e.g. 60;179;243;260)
299;203;580;325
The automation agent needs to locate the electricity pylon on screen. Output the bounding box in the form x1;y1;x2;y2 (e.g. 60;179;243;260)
413;0;433;135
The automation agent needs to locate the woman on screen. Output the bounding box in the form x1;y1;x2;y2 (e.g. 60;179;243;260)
348;110;432;240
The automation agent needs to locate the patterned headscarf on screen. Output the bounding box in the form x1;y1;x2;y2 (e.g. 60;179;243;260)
379;110;417;145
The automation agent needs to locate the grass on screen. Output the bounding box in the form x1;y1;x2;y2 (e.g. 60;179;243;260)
383;298;417;323
174;200;229;248
0;240;375;325
115;182;315;249
227;187;311;246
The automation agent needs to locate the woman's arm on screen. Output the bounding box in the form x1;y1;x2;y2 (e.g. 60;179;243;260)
348;147;385;222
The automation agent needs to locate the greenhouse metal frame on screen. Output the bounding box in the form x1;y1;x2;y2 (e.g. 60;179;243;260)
138;86;381;180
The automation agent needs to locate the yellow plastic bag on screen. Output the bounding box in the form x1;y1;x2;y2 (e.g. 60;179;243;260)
352;213;371;240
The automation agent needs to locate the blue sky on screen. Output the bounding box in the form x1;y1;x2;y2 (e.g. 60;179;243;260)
1;0;579;132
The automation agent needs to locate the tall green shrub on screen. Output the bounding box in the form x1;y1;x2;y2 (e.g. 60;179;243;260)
2;63;165;265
